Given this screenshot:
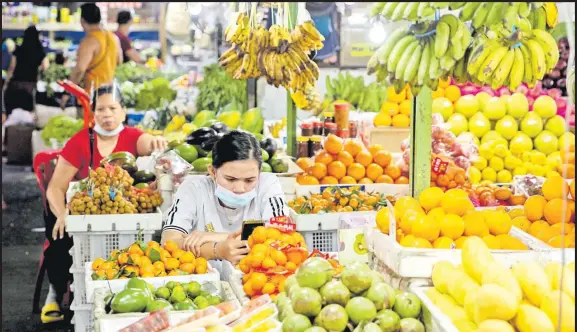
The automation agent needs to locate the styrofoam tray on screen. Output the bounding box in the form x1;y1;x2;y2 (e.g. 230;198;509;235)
411;286;459;332
289;208;376;232
66;208;163;232
93;282;238;332
294;183;409;197
84;262;221;303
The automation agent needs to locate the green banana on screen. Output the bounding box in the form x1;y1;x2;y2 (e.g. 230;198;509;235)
534;7;547;30
403;3;420;21
524;39;546;80
387;35;417;73
485;3;504;26
440;14;460;40
518;2;531;17
491;48;515;90
502;3;521;29
391;2;410;21
381;2;399;19
531;2;545;10
460;22;472;51
433;2;450;9
440;54;457;73
395;40;420;80
417;41;432;86
452;54;468;84
460;3;481;21
472;3;492;29
403;43;423;84
532;29;559;71
449;2;466;10
428;49;441;81
376;29;410;66
518;43;534;84
450;23;466;60
518;18;533;32
435;22;451;58
476;45;508;83
371;3;387;17
508;47;525;91
417;3;432;18
367;54;379;75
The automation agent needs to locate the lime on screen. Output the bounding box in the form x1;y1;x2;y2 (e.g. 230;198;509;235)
261;149;270;162
261;162;272;173
192;158;212;172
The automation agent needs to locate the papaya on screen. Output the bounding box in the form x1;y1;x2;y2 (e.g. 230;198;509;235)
111;289;150;313
241;108;264;134
218;110;241;129
193;110;216;128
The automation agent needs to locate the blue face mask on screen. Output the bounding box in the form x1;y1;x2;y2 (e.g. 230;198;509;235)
215;184;257;208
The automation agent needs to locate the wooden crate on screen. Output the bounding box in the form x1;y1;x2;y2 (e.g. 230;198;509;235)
368;127;410;153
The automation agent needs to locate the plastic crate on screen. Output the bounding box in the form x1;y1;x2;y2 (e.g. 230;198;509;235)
69;231;155;270
301;230;339;253
70;298;94;332
70;267;88;305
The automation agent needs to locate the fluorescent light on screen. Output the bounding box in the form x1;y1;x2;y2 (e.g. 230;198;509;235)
369;23;386;44
189;4;202;16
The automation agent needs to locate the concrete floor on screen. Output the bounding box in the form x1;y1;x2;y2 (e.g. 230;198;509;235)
2;164;74;331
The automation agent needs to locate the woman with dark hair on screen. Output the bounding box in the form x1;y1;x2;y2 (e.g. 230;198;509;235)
3;25;49;114
161;130;289;266
42;84;166;323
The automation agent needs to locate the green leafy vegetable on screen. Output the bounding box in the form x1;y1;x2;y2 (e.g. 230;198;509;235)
40;65;71;97
41;115;83;145
196;64;247;113
134;78;177;111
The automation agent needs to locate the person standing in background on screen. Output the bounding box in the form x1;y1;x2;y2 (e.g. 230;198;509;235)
114;10;145;64
60;3;122;109
3;26;49;115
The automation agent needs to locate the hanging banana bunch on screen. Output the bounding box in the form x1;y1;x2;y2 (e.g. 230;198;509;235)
219;3;324;93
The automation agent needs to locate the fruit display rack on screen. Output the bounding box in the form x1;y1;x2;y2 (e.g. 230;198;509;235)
411;286;460;332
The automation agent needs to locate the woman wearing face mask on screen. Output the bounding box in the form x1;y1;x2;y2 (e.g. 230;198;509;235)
161;130;289;267
42;84;166;323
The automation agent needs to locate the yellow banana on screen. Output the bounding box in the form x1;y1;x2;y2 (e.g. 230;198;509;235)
491;48;515;90
476;45;508;83
524;39;546;80
508;47;525;91
518;43;534;84
532;29;559;72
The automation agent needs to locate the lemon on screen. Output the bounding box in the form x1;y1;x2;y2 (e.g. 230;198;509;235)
373;112;392;127
497;170;513;183
489;157;504;172
482;168;497;182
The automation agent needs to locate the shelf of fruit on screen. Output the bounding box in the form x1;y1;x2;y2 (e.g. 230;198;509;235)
415;236;575;332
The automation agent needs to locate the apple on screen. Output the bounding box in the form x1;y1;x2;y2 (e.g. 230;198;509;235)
483;97;507;120
468;112;491;138
544;115;568;137
509;132;534;155
520;112;544;138
481;131;504;145
447;113;469;136
533;95;557;119
507;93;529;119
495;115;519;140
475;92;493;111
534;130;559;155
455;95;480;118
432;97;454;121
392;292;421;319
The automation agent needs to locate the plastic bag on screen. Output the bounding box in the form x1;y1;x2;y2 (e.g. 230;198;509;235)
155;150;193;190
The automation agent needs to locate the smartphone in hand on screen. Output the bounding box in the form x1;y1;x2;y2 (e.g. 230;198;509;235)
241;219;265;242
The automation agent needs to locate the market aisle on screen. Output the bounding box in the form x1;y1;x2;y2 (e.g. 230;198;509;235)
2;164;73;331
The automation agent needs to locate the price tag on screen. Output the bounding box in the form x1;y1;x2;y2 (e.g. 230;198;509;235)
431;157;449;175
266;216;296;233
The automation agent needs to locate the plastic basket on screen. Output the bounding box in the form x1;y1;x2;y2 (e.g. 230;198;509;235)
70;266;88;305
70;298;94;332
411;286;459;332
69;231;155;270
301;230;339;253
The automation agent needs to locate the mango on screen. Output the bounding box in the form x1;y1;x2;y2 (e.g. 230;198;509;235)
476;320;515;332
540;290;576;332
474;284;519;323
514;304;555;332
241;107;264;134
448;273;480;306
461;237;494;283
432;261;457;294
481;261;522;304
111;289;150;313
512;262;551;307
545;262;576;301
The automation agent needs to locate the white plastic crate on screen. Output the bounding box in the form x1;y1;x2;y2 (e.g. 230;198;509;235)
83;262;221;304
70;266;88;305
69;231;156;269
411;286;459;332
301;230;339;253
294;183;409;197
70;298;94;332
66;208;163;232
289;208;376;232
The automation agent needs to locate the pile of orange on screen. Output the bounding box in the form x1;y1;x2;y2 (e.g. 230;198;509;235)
288;186;389;214
431;78;461;102
296;135;407;186
375;188;529;250
239;226;308;300
374;85;412;128
521;176;576;248
558;139;575;180
90;240;209;280
429;154;470;191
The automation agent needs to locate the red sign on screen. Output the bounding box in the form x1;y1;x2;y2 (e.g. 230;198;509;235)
266;216;296;233
431;157;449;175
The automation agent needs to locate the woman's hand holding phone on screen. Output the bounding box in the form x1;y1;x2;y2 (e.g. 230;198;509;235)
216;229;250;265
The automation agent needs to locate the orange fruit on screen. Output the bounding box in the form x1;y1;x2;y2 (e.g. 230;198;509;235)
570;180;575;199
485;211;513;236
381;101;400;116
454;236;469;249
179;263;195;274
399;211;423;235
376;174;394;184
392;114;410;127
542;176;570;201
337;151;354;166
355;150;373;167
368;144;385;157
179;252;196;264
439;77;451;88
524;195;547;221
373;150;393;168
251;226;267;244
528;220;549;237
399;100;412;116
118;252;129;265
544;198;572;225
167;270;179;277
165;258;180;270
172;249;185;260
308;162;328;180
535;226;558;243
400;234;418;247
387;86;406;103
463;212;490;237
286;250;304;265
548;235;569;248
128;244;145;256
511;216;531;233
262;282;276;295
324;135;344;154
433;237;455;249
315;151;335;165
359;178;374;184
296;157;314;172
366;164;384;181
347;163;366;181
286;261;297;272
298;175;320;185
413;238;433;249
395;176;409;184
106;268;119;280
432;88;445;99
482;235;501;249
265;227;281;240
344;140;365;157
163;241;179;254
385;164;402;180
320;176;339;185
327;161;347;180
153;261;165;271
411;215;441;242
444;85;461;102
340;176;357;184
439;214;465;240
558;163;575;179
271;250;288;266
243;281;255;297
550;223;572;235
250;272;268;291
92;258;105;271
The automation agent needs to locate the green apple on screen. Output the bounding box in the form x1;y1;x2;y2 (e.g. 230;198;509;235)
432;97;454;121
544;115;567;137
534;130;559;155
455;95;480;118
448;113;469;136
532;95;557;119
468;112;491;138
476;92;493;111
483;97;507;120
509;133;533;156
495;115;519;140
507;93;529;119
520;112;544;138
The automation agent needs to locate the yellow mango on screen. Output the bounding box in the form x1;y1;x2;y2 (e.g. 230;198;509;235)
540;290;576;332
514;304;555;332
474;284;519;323
462;237;494;283
482;261;522;304
512;262;552;307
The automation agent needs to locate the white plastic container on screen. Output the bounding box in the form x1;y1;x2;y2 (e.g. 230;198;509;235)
70;266;88;305
411;286;459;332
294;183;409;197
230;303;278;332
65;208;163;232
84;262;221;304
70;298;94;332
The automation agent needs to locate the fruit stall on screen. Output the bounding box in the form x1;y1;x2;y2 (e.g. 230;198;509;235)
20;2;574;332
